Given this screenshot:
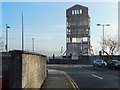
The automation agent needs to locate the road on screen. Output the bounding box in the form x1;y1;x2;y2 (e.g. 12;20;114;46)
47;64;120;90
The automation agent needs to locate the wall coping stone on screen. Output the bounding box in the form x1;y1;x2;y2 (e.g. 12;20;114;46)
9;50;46;57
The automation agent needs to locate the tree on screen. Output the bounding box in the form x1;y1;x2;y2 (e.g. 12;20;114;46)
103;35;120;55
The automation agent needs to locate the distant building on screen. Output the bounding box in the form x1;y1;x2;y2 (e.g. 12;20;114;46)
66;4;91;60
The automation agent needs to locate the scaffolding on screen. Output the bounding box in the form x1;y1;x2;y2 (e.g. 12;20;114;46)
66;4;90;59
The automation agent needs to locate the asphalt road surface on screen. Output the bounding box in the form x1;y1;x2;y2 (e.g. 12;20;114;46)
47;64;120;90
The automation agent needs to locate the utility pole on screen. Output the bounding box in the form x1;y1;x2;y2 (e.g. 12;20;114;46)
61;46;63;56
32;38;34;52
5;24;10;52
22;11;24;51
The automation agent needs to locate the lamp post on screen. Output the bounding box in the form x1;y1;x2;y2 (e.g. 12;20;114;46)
60;46;63;64
32;38;34;52
97;24;110;55
61;46;63;56
5;24;10;52
22;11;24;51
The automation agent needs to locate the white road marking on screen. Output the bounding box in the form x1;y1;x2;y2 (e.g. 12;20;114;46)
74;66;78;67
47;69;59;72
92;74;103;80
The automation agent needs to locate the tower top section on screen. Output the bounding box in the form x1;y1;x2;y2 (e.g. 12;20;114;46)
66;4;89;18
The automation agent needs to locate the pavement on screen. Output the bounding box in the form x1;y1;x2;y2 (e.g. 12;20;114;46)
41;69;79;90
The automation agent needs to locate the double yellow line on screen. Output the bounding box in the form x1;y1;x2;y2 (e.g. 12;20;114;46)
62;71;80;90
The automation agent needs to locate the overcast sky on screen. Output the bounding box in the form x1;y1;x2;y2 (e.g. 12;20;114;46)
1;1;118;56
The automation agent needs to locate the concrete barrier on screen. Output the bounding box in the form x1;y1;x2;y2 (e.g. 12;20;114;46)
8;50;47;88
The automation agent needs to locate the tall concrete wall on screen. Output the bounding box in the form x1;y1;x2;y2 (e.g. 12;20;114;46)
8;50;46;88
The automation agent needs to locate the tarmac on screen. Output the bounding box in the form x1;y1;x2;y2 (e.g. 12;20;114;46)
41;69;79;90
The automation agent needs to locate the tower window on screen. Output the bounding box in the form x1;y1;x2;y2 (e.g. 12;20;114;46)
80;9;82;14
75;10;77;15
72;10;74;15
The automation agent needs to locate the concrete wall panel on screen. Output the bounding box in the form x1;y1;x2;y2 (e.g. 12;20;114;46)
8;50;46;88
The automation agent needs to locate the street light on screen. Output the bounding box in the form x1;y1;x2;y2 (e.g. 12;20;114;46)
61;46;63;56
32;38;34;52
5;24;10;52
97;23;110;55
